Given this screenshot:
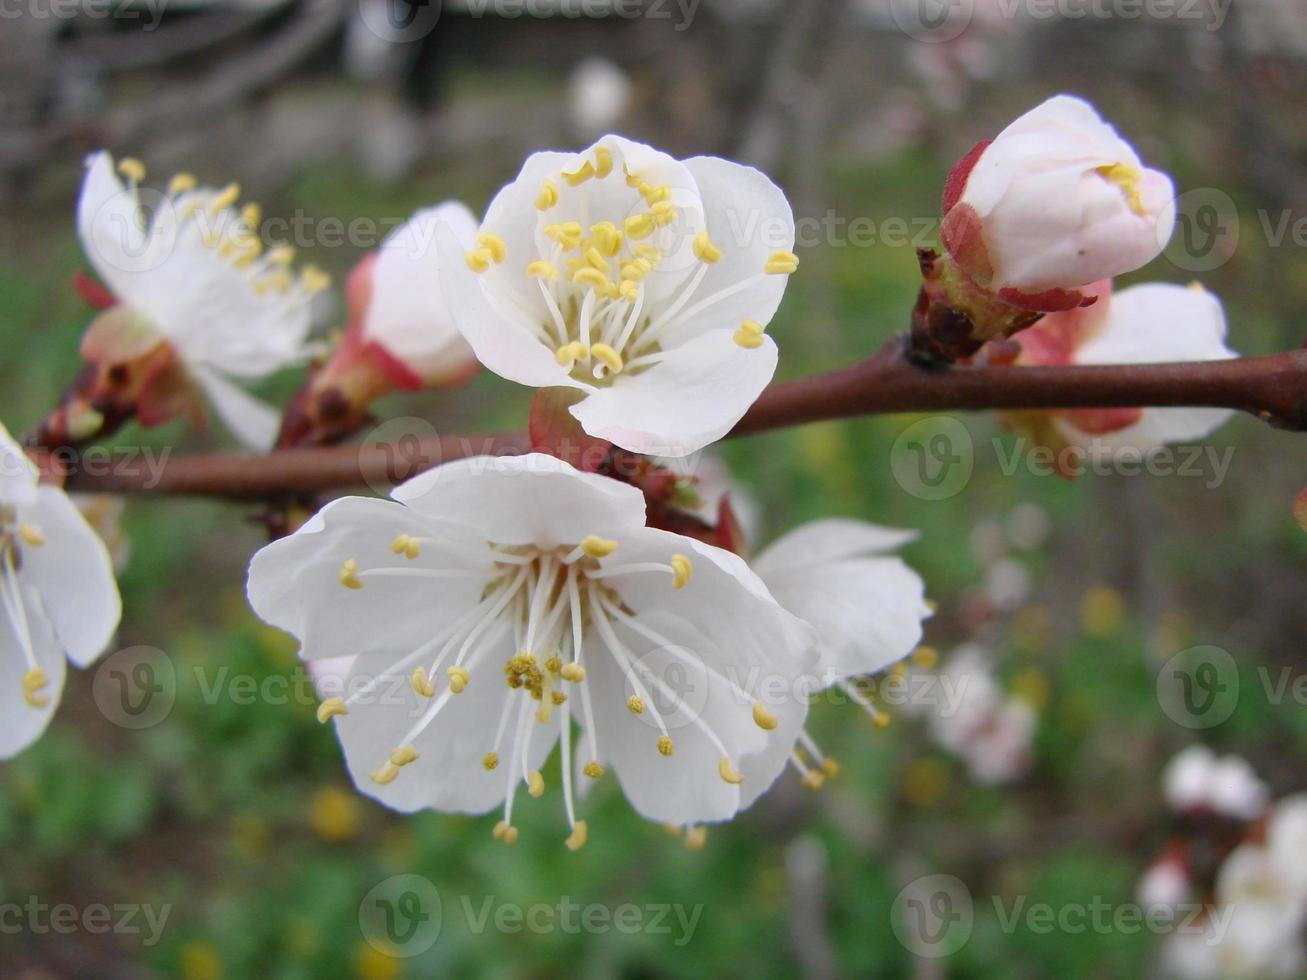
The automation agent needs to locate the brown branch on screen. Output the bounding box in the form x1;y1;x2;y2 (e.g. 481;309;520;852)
62;342;1307;499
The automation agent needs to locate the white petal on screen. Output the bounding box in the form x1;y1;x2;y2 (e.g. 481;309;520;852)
246;495;490;662
569;330;778;458
752;519;919;571
390;452;647;550
21;486;122;667
0;581;67;760
76;151;147;304
0;421;38;508
191;366;282;451
365;202;479;381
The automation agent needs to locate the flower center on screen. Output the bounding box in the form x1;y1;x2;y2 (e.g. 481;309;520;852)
322;529;778;848
0;503;51;709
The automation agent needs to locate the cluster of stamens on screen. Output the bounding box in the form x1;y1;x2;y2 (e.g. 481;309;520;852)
464;143;800;385
0;505;51;710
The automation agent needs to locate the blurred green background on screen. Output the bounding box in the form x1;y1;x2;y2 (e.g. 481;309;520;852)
2;1;1307;977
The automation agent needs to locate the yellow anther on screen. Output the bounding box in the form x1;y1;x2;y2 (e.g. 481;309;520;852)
911;645;939;669
581;535;618;558
584;247;610;272
624;167;643;188
240;203;262;228
619;280;640;303
447;666;470;694
465;248;493;273
627;695;646;715
821;758;840;779
641;183;670;205
692;230;723;263
800;770;826;790
733;327;765;349
562;159;595;186
492;819;508;840
684;825;708;850
22;668;49;709
650;201;677;227
301;265;331;294
316;697;348;724
536;179;559;210
571;267;611;292
764;251;800;275
389;744;419;768
583;761;605;779
1096;162;1147;216
590;343;623;375
18;524;45;547
873;713;892;730
370;761;400;785
623;213;655;240
168;172;197;195
483;752;499;771
592;146;613;178
739;319;764;337
619;260;648;282
117;157;146;183
391;534;420;560
662;823;682;837
634;244;661;265
556;344;576;366
565;820;589;851
527;770;545;798
545;656;562;673
891;662;909;681
501;825;519;845
657;736;674;757
339;559;364;590
719;758;744;785
589;221;623;255
527;260;557;280
560;663;586;682
411;668;436;698
670;554;693;589
208;182;240;216
752;702;778;731
551;691;568;706
477;232;507;263
545;222;584;249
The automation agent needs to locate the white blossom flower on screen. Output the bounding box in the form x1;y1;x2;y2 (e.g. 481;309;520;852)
246;453;817;846
0;423;121;759
77;151;328;449
942;95;1175;303
1162;745;1268;821
437;135;798;457
1004;282;1237;462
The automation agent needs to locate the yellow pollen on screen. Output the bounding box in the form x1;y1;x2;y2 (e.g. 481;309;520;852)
208;183;240;216
581;535;618;558
752;703;778;731
536;179;559;210
692;230;723;263
483;752;499;771
22;668;49;709
168;172;197;195
241;203;262;228
873;713;892;730
733;328;765;350
623;213;655;240
527;260;557;280
18;524;44;547
650;201;677;227
670;554;693;589
584;247;610;272
316;698;348;724
565;820;589;851
339;559;363;590
562;159;595;186
411;668;436;698
477;232;507;263
800;771;826;790
447;666;470;693
389;744;419;768
822;758;840;779
619;280;640;303
634;244;661;265
624;167;643;188
684;825;708;850
739;319;764;337
583;761;605;779
719;758;744;785
592;146;613;178
764;251;800;275
589;343;623;374
1096;162;1147;216
551;691;568;706
555;341;589;365
492;820;519;844
545;222;584;249
560;663;586;683
370;761;400;785
465;248;493;273
571;267;611;292
657;736;674;757
301;265;331;294
641;183;670;205
117;157;146;183
911;645;939;669
627;695;645;715
589;221;623;255
391;534;420;560
527;770;545;798
545;657;562;673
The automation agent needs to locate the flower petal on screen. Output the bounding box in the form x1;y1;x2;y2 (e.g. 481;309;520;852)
752;519;919;570
0;581;66;760
190;365;282;451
